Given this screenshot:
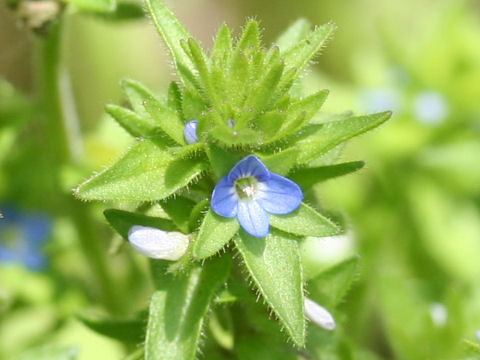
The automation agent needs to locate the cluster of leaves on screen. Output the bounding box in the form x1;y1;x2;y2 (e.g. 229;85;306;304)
73;0;391;358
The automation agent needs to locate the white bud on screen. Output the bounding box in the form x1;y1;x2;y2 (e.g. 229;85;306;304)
476;330;480;341
127;225;189;260
304;297;336;330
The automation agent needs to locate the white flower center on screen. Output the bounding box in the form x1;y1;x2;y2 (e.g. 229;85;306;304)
234;176;258;199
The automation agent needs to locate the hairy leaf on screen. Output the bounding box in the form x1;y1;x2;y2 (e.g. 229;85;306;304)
235;231;305;347
282;23;336;80
270;203;340;237
193;208;239;259
105;104;157;138
160;196;196;233
145;256;231;360
76;140;207;201
121;78;157;119
290;161;365;190
143;96;186;145
144;0;195;76
275;18;312;53
212;24;233;67
296;111;392;164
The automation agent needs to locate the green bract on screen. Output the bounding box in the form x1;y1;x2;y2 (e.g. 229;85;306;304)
74;0;391;357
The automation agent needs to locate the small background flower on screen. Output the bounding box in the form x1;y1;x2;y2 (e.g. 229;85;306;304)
0;205;52;271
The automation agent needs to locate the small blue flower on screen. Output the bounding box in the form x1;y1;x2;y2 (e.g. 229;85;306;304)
414;91;449;125
211;155;303;238
184;120;199;144
0;206;51;271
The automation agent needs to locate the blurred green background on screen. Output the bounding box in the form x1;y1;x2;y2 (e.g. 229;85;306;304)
1;0;480;358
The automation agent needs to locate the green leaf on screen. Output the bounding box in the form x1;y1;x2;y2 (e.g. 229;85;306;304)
212;24;232;67
275;19;312;52
289;161;365;190
182;89;207;122
308;256;360;308
280;89;329;135
105;104;157;138
205;144;241;179
193;209;239;259
78;312;145;343
295;111;392;164
255;110;286;139
270;203;340;237
236;20;260;53
121;78;157;119
160;196;196;233
104;209;177;239
76;140;207;201
234;230;305;346
259;148;298;176
225;52;250;105
239;61;285;126
184;38;221;108
14;345;79;360
208;307;234;350
63;0;115;13
145;256;231;360
282;23;336;79
188;199;209;231
144;0;195;76
209;125;261;146
167;81;183;116
143;96;186;145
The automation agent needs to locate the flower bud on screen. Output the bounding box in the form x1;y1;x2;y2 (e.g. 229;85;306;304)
184;120;199;144
127;225;189;260
304;297;336;330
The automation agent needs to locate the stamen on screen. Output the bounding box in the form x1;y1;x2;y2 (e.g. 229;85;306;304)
234;177;258;199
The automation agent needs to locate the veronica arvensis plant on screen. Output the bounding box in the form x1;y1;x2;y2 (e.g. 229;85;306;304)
74;0;391;358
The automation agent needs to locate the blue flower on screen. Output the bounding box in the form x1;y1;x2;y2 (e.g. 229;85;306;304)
0;206;51;271
414;91;449;125
211;155;303;238
184;120;199;144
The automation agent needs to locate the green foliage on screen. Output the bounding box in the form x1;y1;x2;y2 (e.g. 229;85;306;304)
146;257;231;360
235;231;305;347
193;208;239;259
77;312;145;344
270;203;340;237
75;140;207;201
308;256;360;308
70;0;391;357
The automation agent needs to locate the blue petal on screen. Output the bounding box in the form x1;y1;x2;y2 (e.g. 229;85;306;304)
211;177;238;218
257;173;303;215
228;155;270;182
184;120;199;144
237;200;269;238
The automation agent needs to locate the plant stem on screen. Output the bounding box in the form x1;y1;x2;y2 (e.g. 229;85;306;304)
35;18;121;314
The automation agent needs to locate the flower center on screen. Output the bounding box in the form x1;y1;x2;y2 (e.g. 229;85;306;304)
234;177;258;199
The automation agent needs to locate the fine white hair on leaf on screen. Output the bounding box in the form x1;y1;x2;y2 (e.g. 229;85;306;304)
304;297;336;331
